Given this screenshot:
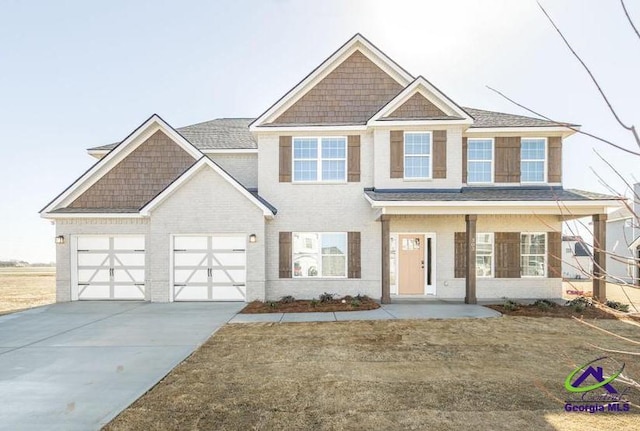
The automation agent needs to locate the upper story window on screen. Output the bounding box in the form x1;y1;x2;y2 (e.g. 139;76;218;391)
521;138;546;183
404;132;432;179
467;138;493;184
293;137;346;182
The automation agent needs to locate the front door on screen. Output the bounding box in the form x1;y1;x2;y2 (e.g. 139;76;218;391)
398;234;425;295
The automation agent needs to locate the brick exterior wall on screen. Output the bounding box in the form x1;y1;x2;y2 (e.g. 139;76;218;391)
68;130;196;209
386;92;447;118
271;51;403;125
208;153;258;188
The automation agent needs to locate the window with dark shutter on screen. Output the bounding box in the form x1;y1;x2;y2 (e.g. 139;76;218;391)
495;232;521;278
454;232;467;278
548;137;562;183
279;232;292;278
390;130;404;178
494;137;521;183
348;232;361;278
433;130;447;179
279;136;292;182
547;231;562;278
348;135;361;182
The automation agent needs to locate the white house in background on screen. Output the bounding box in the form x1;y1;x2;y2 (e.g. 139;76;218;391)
561;235;592;280
606;183;639;285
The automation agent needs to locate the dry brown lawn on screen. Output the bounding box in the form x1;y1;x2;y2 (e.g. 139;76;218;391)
105;317;640;431
0;267;56;314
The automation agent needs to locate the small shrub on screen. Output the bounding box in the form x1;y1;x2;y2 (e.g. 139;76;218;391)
502;299;521;311
310;298;319;307
605;300;630;313
319;292;335;303
355;294;370;302
533;299;556;311
350;299;362;307
268;301;278;308
280;295;295;304
566;297;591;313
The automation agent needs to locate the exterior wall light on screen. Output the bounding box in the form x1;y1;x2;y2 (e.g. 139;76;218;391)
249;234;257;243
55;235;65;245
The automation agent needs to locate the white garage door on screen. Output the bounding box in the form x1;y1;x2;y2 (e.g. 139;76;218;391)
75;236;145;300
173;235;246;301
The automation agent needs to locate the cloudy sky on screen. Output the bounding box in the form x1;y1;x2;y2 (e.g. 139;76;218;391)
1;0;638;263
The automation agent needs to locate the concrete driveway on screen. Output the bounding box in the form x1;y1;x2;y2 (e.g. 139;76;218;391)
0;301;243;431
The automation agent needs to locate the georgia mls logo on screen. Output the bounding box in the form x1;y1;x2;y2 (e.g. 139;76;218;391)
564;356;631;413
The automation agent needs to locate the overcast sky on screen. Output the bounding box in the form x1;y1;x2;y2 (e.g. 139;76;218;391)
1;0;638;263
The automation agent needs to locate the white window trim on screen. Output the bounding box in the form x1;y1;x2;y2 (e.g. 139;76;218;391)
520;137;547;184
403;131;433;180
467;138;494;185
521;232;547;278
292;232;348;279
476;232;494;278
292;136;348;183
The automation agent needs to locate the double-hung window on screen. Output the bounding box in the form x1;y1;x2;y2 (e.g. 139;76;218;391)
404;132;432;179
293;137;346;182
521;233;546;277
292;232;347;278
476;233;494;277
521;138;546;183
467;139;493;183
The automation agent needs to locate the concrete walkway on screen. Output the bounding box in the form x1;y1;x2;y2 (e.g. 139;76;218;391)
0;301;243;431
229;303;501;323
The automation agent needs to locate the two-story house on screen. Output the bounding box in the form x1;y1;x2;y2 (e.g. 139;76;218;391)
41;34;620;304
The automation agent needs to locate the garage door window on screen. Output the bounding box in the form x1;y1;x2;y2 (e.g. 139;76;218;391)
293;232;347;278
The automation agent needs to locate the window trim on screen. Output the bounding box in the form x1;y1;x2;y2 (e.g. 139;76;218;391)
476;232;494;278
292;232;348;279
291;136;348;183
520;137;547;184
467;138;495;185
520;232;547;278
403;131;433;180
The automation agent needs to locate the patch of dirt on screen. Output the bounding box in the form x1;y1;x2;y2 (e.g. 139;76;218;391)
0;268;56;315
240;296;380;313
486;303;618;319
105;317;640;431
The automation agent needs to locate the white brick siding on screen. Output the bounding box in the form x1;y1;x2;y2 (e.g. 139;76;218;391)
208;153;258;189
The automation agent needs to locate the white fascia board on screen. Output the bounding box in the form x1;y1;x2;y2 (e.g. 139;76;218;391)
368;77;472;124
250;34;413;131
629;236;640;250
367;199;620;208
252;125;368;134
202;148;258;154
41;114;203;215
41;213;144;219
465;126;577;136
368;119;473;128
140;157;275;218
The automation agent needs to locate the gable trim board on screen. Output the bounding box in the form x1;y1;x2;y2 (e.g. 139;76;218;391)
250;34;413;130
140;156;275;218
41;114;202;216
368;76;473;125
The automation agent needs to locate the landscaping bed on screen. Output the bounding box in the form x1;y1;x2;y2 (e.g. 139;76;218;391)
240;294;379;313
486;298;630;320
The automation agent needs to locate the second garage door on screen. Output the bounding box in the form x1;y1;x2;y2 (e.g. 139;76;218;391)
173;235;246;301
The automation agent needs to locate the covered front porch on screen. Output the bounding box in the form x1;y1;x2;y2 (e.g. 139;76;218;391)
365;188;619;304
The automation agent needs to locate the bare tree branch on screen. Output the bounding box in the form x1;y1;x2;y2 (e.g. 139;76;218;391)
538;1;640;147
486;85;640;156
621;0;640;41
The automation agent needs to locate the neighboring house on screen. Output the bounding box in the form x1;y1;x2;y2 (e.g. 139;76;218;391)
606;183;639;285
561;235;592;280
41;34;621;304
